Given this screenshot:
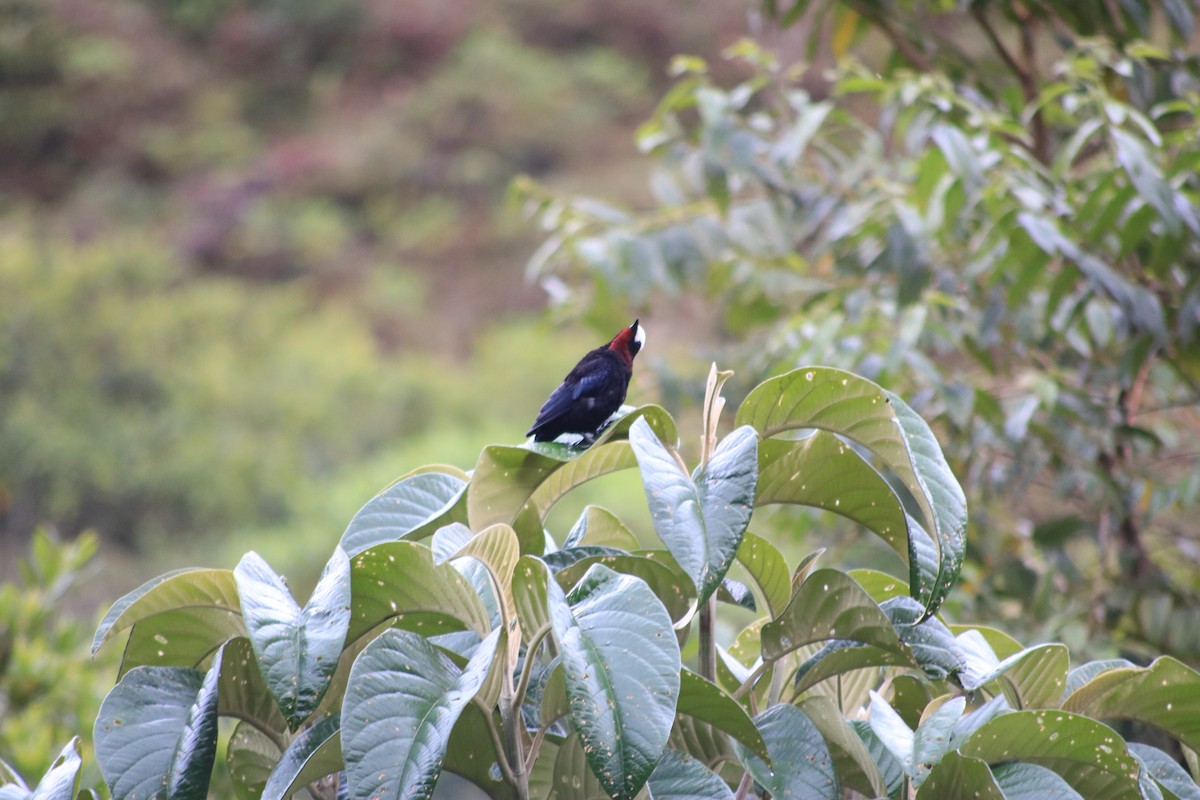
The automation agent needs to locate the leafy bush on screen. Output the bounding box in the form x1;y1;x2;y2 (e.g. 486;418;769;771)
513;0;1200;659
63;366;1200;800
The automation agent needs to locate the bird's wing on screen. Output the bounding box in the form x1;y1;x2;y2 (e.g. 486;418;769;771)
528;357;619;432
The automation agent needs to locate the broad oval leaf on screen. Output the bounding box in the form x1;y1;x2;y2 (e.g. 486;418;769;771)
645;750;735;800
736;367;967;617
734;532;791;618
960;709;1142;799
761;569;904;662
226;724;279;800
512;555;554;644
552;552;695;625
563;505;640;550
800;697;888;799
736;704;839;799
434;523;520;625
347;541;492;642
261;716;342;800
991;762;1087;799
630;418;758;604
549;563;682;800
93;568;241;655
1062;656;1200;751
235;550;351;729
217;636;288;737
960;639;1069;710
915;751;1004;800
119;606;246;678
676;669;769;763
339;471;467;557
443;703;517;800
94;651;224;800
1128;743;1200;800
341;627;501;800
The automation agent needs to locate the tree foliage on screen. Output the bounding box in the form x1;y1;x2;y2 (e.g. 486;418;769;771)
38;369;1198;800
514;0;1200;659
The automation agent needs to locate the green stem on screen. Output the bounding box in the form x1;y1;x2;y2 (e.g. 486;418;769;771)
513;623;553;711
698;593;718;682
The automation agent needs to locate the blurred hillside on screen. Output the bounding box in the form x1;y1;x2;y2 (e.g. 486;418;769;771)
0;0;751;585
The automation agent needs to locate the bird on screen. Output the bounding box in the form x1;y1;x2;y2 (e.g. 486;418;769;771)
526;319;647;445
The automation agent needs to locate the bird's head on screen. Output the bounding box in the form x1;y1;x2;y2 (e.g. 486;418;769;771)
608;319;647;365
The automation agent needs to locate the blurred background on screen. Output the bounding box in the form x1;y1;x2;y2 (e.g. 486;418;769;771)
2;0;1199;786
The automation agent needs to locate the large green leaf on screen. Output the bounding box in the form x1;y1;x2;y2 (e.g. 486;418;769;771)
434;523;521;625
443;704;517;800
1062;656;1200;751
736;704;838;799
347;541;492;642
792;640;913;695
735;367;967;617
959;633;1069;710
547;733;609;800
512;555;553;644
119;606;246;678
217;636;288;739
915;751;1004;800
226;724;279;800
801;696;888;798
92;568;242;655
339;471;468;557
548;563;681;800
645;750;735;800
760;568;904;662
552;551;695;625
94;650;224;800
991;762;1087;799
755;433;923;589
235;550;350;730
563;506;640;550
261;716;342;800
734;532;791;618
676;669;769;763
341;627;501;800
629;418;758;604
960;710;1142;799
911;696;966;787
468;406;678;537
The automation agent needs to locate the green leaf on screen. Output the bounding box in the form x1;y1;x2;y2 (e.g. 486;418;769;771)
646;750;734;800
217;636;288;738
630;419;758;604
991;762;1086;799
916;751;1004;800
120;607;247;677
339;471;467;556
755;433;926;596
235;550;350;730
548;564;682;800
552;552;695;625
564;506;640;550
1129;743;1200;800
341;628;501;800
513;555;554;644
868;691;915;777
548;733;610;800
912;696;966;787
676;669;769;763
960;710;1142;799
435;522;521;624
261;716;342;800
960;635;1069;710
1062;657;1200;751
736;704;838;799
226;724;279;800
736;367;966;617
792;640;913;695
92;568;242;655
347;541;492;642
761;568;904;662
21;739;81;800
800;696;888;798
444;703;517;800
94;651;224;800
883;597;965;680
734;532;791;618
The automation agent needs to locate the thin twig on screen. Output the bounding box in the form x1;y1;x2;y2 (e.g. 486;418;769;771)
513;623;553;711
733;771;756;800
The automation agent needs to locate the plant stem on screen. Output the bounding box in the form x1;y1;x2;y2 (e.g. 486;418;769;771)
513;623;553;710
698;593;718;682
733;771;755;800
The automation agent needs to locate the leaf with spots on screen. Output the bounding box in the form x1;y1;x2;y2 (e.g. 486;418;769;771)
234;549;351;730
676;669;769;763
339;471;468;557
735;704;839;799
734;532;791;619
217;636;288;737
7;738;82;800
347;541;492;643
760;569;905;662
434;522;521;626
94;649;225;800
341;628;501;800
630;418;758;605
548;563;682;800
736;367;967;619
800;697;888;799
552;551;695;626
563;505;641;550
1062;656;1200;751
915;751;1005;800
1128;743;1200;800
92;568;243;656
226;723;279;800
960;710;1143;799
644;749;735;800
959;635;1070;710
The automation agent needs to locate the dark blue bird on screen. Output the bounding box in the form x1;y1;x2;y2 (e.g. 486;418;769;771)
527;320;647;444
